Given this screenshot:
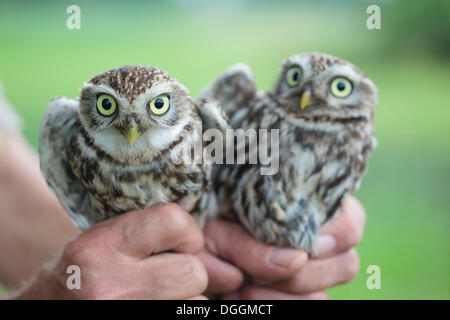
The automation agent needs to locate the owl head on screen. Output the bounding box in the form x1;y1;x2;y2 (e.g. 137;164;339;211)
271;53;377;121
79;65;195;161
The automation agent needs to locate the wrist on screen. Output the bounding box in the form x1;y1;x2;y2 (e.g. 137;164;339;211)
5;259;67;300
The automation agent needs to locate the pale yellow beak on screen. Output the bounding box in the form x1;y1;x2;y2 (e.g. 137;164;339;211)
300;89;312;110
124;121;140;145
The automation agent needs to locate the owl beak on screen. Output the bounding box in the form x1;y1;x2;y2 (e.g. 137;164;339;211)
300;89;312;110
126;127;139;145
124;119;140;145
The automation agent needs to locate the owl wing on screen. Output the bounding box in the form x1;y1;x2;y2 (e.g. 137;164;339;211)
198;63;257;119
39;97;96;229
190;98;231;225
194;97;230;134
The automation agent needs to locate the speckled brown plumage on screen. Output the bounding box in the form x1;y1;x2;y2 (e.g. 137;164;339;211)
90;65;173;103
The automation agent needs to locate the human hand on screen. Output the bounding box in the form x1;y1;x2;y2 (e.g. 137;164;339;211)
199;196;366;299
9;203;208;300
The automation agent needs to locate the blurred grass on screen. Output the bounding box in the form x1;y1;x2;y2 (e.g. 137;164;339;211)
0;0;449;299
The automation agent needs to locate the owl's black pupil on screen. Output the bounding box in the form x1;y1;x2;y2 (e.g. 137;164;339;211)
154;98;164;109
337;82;346;91
292;72;299;81
102;99;112;110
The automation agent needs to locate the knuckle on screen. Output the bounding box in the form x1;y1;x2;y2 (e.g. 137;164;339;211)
342;249;360;281
62;237;91;266
347;225;363;248
62;230;109;267
217;276;243;293
357;202;367;222
351;198;367;228
344;212;364;248
159;203;190;234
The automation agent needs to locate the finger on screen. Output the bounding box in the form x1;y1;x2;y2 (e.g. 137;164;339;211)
197;250;244;294
138;253;208;300
88;203;204;259
273;249;360;294
204;219;308;283
223;286;328;300
186;296;209;300
317;196;366;258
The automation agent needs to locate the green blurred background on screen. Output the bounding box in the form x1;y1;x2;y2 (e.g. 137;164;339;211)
0;0;449;299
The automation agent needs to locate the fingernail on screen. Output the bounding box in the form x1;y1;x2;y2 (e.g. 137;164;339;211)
268;248;304;268
205;238;218;255
317;234;336;256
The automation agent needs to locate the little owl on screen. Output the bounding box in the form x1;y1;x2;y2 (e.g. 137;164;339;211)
39;65;228;229
200;52;377;254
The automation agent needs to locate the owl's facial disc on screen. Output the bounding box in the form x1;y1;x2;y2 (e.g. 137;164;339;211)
283;65;319;111
93;93;142;145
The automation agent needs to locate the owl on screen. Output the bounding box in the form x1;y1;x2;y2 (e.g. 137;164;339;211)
39;65;228;229
200;53;377;253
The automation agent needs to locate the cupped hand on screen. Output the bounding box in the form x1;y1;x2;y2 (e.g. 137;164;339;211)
199;196;366;299
12;203;208;300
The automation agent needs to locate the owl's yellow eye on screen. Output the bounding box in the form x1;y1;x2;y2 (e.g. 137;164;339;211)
148;95;170;115
286;66;302;87
96;94;117;116
330;77;353;98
